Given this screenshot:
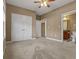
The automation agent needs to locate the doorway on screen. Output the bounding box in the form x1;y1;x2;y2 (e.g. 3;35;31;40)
62;10;76;42
41;23;45;37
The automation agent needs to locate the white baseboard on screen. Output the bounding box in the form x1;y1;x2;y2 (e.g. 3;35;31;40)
7;38;36;44
6;41;12;44
7;37;63;43
46;37;63;42
32;38;36;39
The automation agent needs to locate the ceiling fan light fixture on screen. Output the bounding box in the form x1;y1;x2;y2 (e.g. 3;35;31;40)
44;1;47;6
34;0;55;8
41;3;44;6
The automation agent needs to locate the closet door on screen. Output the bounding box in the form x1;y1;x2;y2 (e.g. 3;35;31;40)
11;13;32;41
24;16;32;39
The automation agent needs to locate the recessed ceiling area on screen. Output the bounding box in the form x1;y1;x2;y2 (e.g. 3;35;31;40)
6;0;75;15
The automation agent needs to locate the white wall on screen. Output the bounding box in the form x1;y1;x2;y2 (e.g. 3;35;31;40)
3;0;6;54
36;20;41;37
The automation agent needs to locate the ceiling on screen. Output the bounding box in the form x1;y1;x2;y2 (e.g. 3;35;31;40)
6;0;75;15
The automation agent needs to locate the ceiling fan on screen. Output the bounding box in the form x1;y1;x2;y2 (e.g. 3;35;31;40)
34;0;55;8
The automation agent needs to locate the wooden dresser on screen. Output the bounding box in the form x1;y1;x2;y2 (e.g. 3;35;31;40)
63;30;71;40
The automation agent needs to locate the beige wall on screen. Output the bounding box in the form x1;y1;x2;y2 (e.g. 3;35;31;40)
6;2;76;41
6;4;36;41
42;2;76;40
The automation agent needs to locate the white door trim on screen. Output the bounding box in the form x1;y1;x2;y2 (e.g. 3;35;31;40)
45;20;47;37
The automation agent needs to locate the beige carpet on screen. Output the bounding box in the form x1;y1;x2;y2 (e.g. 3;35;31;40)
4;38;76;59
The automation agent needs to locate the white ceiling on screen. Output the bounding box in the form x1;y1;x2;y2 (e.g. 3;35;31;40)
6;0;75;15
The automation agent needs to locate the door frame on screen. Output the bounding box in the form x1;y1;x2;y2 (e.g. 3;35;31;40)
41;18;47;37
61;10;76;42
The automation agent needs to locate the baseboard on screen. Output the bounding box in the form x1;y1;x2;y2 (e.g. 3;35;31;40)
7;38;63;43
6;41;12;44
7;38;36;44
32;38;36;39
46;37;63;42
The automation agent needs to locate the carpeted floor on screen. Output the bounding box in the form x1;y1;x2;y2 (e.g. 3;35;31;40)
4;38;76;59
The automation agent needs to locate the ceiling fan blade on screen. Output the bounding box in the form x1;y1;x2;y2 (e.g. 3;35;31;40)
47;4;50;7
39;6;41;8
48;0;55;2
48;0;55;1
34;1;40;3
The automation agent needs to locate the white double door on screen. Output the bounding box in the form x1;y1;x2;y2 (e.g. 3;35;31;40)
11;13;32;41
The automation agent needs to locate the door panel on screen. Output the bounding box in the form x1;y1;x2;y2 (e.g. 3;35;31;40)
11;13;32;41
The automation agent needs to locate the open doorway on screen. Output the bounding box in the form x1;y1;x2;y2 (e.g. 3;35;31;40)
62;10;76;42
41;23;45;37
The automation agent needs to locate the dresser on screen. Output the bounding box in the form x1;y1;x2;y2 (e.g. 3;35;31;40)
63;30;71;40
